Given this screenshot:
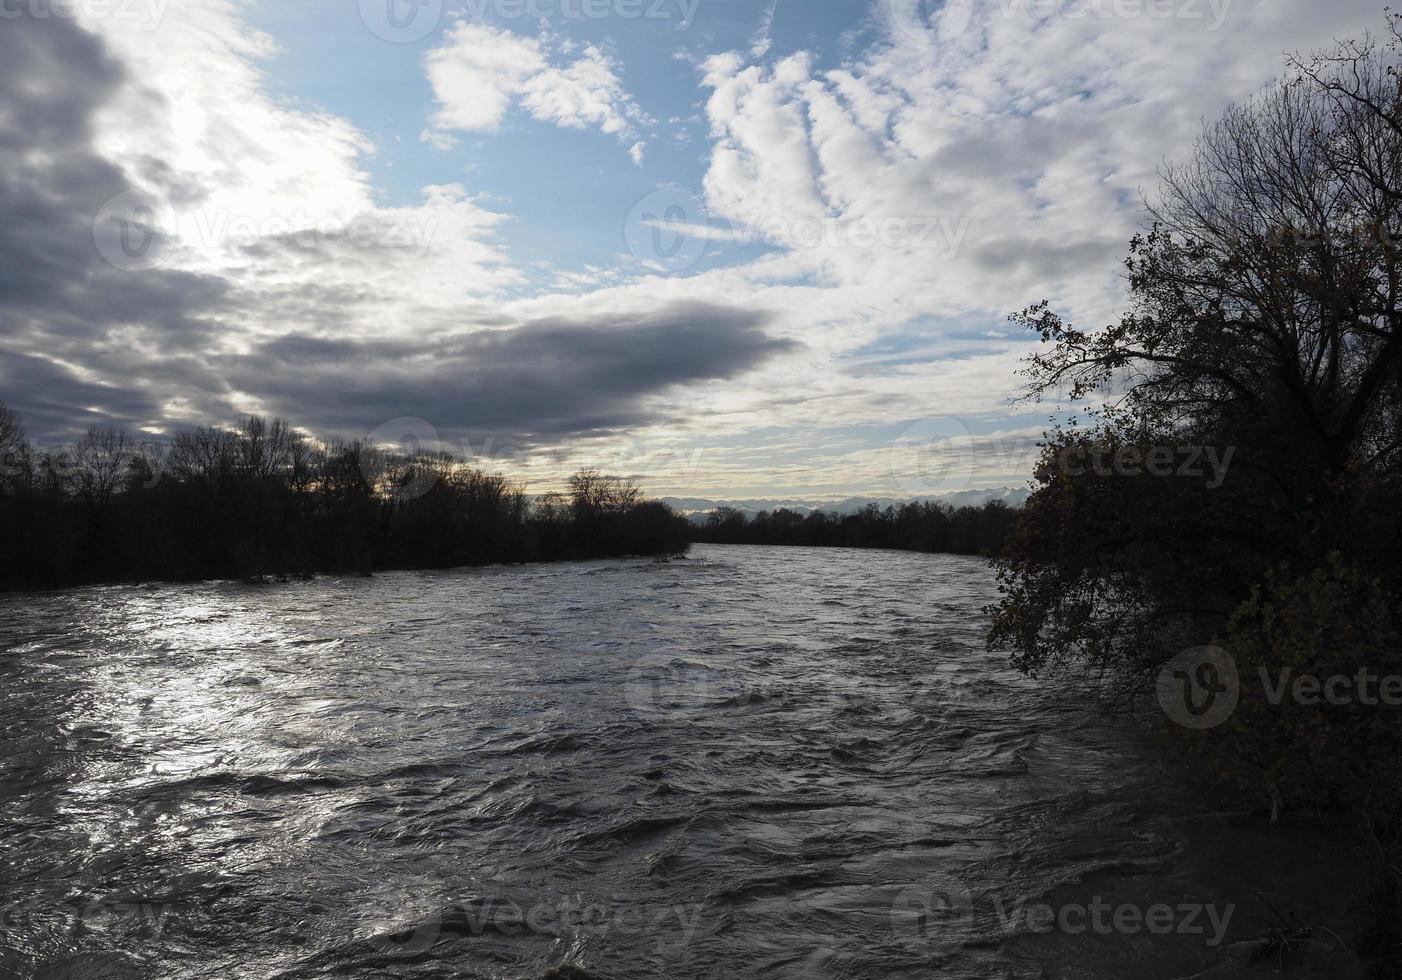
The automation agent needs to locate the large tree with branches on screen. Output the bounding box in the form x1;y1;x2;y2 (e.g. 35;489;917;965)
988;23;1402;963
991;22;1402;680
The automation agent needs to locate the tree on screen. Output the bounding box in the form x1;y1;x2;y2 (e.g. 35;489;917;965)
568;468;642;517
0;400;26;492
0;401;21;455
0;406;689;587
67;426;134;516
993;31;1402;679
988;24;1402;966
693;499;1017;556
705;506;747;538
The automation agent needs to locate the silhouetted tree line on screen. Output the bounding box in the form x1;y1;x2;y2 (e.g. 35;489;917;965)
0;409;689;591
692;499;1018;557
988;24;1402;971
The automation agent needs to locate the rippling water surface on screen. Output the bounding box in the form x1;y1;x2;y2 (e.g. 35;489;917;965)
0;546;1361;978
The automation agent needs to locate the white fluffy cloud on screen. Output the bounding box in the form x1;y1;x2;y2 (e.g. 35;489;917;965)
511;0;1389;493
425;23;644;141
76;1;523;324
688;0;1384;332
425;24;546;132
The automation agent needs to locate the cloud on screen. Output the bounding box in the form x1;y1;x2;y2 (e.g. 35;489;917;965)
629;141;646;166
521;44;640;134
687;0;1385;334
1;0;1393;498
0;11;231;438
750;0;778;58
425;24;644;141
0;8;794;458
562;0;1390;490
226;302;796;444
0;7;793;462
424;24;546;133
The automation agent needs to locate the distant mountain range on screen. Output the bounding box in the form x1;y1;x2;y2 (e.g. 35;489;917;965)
660;487;1031;526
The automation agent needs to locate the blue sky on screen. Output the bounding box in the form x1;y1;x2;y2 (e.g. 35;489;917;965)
242;0;870;278
0;0;1383;498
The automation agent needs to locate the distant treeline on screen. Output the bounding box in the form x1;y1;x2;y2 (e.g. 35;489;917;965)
690;500;1018;557
0;407;689;591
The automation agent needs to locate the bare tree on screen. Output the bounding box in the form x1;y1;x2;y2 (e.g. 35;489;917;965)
67;426;134;517
990;33;1402;950
993;19;1402;694
0;401;21;453
167;425;237;494
569;468;642;517
236;415;308;482
533;491;568;523
0;401;25;489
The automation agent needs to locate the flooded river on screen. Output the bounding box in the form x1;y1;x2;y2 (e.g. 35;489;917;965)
0;546;1362;978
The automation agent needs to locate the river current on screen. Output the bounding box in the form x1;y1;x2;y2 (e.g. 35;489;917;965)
0;545;1362;978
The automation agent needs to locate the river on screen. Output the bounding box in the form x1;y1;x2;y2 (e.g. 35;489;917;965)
0;545;1363;978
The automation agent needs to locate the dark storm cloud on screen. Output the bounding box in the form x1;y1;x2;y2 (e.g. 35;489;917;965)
230;302;797;444
0;12;797;449
0;352;164;439
0;11;230;440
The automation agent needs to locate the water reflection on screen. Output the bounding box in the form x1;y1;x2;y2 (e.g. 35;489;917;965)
0;546;1345;978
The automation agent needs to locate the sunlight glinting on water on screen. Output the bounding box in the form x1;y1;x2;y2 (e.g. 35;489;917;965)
1;547;1241;978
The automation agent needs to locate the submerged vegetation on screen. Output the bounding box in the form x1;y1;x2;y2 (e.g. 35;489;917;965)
0;408;690;591
989;22;1402;971
693;499;1018;557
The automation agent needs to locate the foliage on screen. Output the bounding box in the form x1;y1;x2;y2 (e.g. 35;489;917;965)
986;20;1402;967
1206;557;1402;809
0;408;690;590
991;24;1402;679
691;499;1018;558
1216;558;1402;967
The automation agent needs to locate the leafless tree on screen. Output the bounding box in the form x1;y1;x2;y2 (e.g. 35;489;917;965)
67;426;134;517
569;468;642;516
236;415;309;482
0;401;25;488
167;425;238;496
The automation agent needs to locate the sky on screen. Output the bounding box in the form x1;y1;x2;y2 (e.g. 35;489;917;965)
0;0;1385;499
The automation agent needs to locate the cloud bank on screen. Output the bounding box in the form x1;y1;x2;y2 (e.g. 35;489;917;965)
0;0;1386;495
